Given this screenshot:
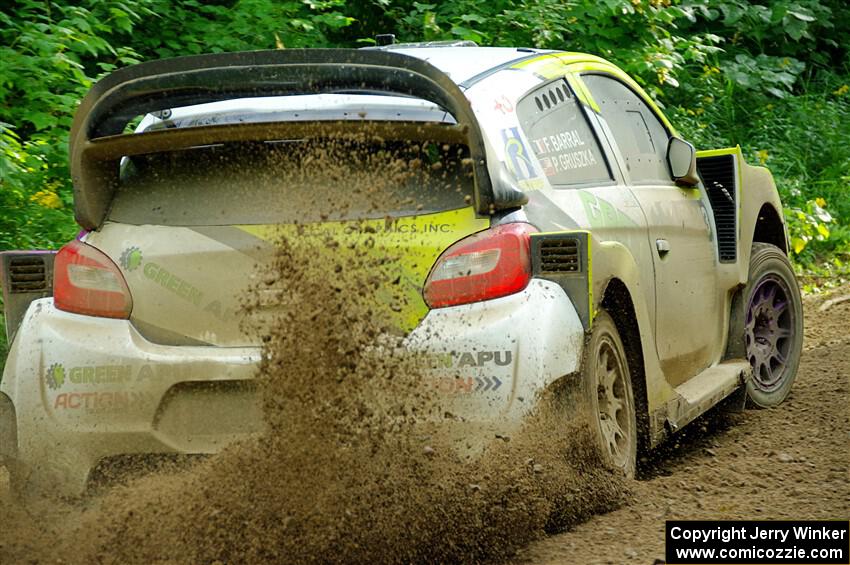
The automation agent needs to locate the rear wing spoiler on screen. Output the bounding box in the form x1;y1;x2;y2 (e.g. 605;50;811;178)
0;251;55;341
70;49;527;229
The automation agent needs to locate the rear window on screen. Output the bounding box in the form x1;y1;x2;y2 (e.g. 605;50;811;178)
109;139;475;226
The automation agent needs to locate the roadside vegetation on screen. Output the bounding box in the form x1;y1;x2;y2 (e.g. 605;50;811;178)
0;0;848;358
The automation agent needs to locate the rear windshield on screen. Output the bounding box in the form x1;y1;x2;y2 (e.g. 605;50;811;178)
109;139;474;226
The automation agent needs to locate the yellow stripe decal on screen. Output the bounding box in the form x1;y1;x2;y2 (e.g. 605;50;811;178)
234;207;490;332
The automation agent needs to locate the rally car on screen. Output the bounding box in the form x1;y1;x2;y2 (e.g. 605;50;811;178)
0;43;802;495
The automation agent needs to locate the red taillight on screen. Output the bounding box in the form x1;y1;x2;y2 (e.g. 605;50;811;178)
423;223;538;308
54;240;132;318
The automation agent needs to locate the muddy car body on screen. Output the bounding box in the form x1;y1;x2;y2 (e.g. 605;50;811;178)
0;45;802;495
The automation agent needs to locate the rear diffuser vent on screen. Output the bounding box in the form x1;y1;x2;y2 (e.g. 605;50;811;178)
539;237;580;273
697;154;737;262
9;255;48;293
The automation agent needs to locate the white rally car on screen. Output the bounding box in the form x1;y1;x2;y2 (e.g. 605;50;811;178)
0;44;802;495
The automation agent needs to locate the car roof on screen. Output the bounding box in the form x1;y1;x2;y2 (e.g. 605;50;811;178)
368;45;550;85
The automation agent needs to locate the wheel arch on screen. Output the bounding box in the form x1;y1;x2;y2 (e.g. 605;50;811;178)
737;159;788;272
752;203;787;255
599;277;651;450
591;239;678;446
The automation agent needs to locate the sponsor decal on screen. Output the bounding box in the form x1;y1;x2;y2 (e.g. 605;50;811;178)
45;363;65;390
53;391;153;414
119;246;143;271
117;245;235;322
578;191;639;229
431;350;513;369
44;362;198;390
297;222;455;238
142;262;204;306
348;223;453;235
493;95;514;114
501;127;537;181
433;375;504;395
427;350;512;395
530;129;599;176
69;365;133;385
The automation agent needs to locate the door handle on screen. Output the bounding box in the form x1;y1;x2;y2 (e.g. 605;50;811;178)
656;238;671;257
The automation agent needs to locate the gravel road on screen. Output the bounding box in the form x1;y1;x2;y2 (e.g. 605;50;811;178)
516;288;850;564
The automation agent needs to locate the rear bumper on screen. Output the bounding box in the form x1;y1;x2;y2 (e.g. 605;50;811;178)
1;299;262;493
2;279;584;494
407;278;584;427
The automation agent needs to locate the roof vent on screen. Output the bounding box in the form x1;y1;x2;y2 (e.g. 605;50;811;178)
375;34;396;46
534;83;571;112
366;40;479;50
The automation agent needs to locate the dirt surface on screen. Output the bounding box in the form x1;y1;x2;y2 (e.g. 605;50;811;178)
1;283;847;564
516;289;850;564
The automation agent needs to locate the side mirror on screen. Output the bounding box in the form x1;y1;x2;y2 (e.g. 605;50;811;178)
667;137;699;187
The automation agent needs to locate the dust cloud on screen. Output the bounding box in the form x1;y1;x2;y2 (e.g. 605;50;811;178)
0;135;627;564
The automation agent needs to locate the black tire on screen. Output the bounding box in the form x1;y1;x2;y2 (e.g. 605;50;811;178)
741;243;803;407
582;309;637;478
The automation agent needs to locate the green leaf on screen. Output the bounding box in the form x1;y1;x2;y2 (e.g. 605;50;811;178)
25;112;58;130
788;10;816;22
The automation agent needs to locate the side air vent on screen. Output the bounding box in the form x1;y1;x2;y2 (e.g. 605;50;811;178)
539;237;580;273
1;250;56;341
697;154;737;262
9;256;48;293
530;232;591;329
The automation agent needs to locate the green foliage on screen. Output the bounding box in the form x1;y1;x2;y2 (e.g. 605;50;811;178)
786;198;833;256
0;0;147;249
0;0;355;251
0;0;848;274
128;0;353;57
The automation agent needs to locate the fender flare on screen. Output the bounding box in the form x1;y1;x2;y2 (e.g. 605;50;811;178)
592;240;677;418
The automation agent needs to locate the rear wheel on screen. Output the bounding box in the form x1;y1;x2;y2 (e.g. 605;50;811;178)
742;243;803;407
582;309;637;478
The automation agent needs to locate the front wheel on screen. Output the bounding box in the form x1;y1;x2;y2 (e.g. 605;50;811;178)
742;243;803;407
582;309;637;478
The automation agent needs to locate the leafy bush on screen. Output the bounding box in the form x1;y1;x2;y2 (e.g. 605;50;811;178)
0;0;355;251
786;198;833;255
0;0;848;266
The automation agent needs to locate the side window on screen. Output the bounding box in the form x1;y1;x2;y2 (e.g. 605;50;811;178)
582;74;671;184
516;79;612;187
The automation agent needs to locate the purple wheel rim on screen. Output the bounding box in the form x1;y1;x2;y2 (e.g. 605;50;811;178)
745;275;795;392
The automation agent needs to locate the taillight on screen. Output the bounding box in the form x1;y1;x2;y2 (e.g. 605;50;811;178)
54;240;132;318
423;223;538;308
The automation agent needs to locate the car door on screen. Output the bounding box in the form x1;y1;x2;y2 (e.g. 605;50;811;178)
581;73;724;386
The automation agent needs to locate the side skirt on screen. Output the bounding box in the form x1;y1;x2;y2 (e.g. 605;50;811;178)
649;359;751;443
